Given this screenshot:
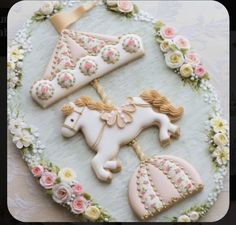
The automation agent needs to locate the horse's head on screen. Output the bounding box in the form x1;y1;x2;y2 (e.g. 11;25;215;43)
61;102;84;138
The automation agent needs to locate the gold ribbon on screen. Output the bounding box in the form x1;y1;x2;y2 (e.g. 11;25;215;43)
50;1;98;33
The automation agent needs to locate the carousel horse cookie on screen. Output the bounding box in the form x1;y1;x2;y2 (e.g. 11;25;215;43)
60;90;184;182
128;155;204;220
30;29;145;108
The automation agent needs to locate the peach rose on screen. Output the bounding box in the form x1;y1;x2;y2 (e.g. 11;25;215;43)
117;0;134;13
39;171;56;189
160;26;176;39
31;165;44;177
185;51;201;67
174;35;191;50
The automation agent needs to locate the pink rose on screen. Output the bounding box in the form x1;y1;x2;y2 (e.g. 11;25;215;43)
39;171;56;189
117;0;134;13
194;65;207;77
52;183;72;204
160;26;176;39
71;196;88;214
107;50;114;57
41;86;48;93
174;35;191;49
185;51;200;67
72;183;84;195
85;63;92;70
127;39;135;46
31;165;44;177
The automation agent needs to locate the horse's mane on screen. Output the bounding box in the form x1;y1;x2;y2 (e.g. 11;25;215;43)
140;90;184;122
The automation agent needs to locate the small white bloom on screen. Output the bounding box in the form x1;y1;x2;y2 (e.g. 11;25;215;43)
7;71;19;88
213;145;229;165
12;129;33;149
8;45;24;62
213;133;228;146
160;39;172;52
58;168;76;183
188;211;200;222
40;2;54;15
106;0;117;6
211;117;228;133
8;118;27;134
177;215;191;222
7;60;15;71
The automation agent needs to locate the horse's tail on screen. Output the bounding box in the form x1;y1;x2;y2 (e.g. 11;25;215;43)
140;90;184;122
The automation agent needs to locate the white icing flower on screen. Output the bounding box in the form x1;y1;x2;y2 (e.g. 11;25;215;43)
7;71;19;88
40;2;54;15
174;35;191;50
188;211;200;222
8;118;27;134
85;205;101;221
58;168;76;183
8;45;24;62
213;145;229;165
177;215;191;222
213;133;228;146
160;39;172;52
12;129;33;149
165;51;184;69
211;117;228;133
7;60;15;71
106;0;117;6
179;63;193;78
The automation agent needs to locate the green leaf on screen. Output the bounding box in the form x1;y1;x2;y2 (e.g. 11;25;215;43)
83;192;91;200
154;20;165;31
169;44;177;51
155;36;164;44
55;177;61;184
45;189;53;195
133;4;139;14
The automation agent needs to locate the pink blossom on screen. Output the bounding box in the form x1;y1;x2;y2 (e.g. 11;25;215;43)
31;165;44;177
72;183;84;195
194;65;207;77
39;171;56;189
174;35;191;49
127;39;135;46
107;50;114;57
41;86;48;93
63;74;70;81
85;63;92;70
160;26;176;39
117;0;134;13
71;196;87;214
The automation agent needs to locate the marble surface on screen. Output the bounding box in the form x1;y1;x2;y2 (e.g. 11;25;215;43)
7;0;229;222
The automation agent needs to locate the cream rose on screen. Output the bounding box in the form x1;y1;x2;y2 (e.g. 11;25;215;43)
213;133;228;146
165;51;184;69
213;145;229;165
117;0;134;13
85;206;101;221
174;35;191;50
188;211;200;222
40;2;54;15
180;64;193;78
160;39;172;52
58;168;76;183
211;117;228;133
52;183;72;204
177;215;191;222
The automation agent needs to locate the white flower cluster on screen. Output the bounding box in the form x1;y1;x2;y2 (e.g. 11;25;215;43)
177;211;200;222
134;10;155;23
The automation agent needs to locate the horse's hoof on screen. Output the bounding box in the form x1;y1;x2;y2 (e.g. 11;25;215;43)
110;161;122;173
160;138;171;147
106;174;112;183
171;127;180;139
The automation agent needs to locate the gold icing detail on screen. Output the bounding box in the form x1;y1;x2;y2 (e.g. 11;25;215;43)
140;90;184;122
61;104;74;116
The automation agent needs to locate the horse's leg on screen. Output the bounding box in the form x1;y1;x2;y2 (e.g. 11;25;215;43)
91;145;119;182
104;160;122;173
168;123;180;139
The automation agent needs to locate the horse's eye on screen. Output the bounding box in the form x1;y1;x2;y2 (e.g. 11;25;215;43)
70;119;74;122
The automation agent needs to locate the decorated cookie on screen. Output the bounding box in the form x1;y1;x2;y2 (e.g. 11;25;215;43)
33;80;54;100
30;30;144;108
129;155;204;220
60;90;184;182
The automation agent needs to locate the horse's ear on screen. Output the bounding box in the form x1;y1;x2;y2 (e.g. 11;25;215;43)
61;103;74;116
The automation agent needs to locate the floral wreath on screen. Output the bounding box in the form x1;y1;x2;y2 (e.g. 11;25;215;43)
7;0;229;222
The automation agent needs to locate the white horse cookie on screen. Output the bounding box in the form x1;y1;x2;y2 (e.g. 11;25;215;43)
30;29;145;108
61;90;184;182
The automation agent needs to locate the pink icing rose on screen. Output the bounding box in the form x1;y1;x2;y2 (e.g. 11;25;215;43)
117;0;134;13
128;39;135;46
39;171;56;189
174;35;191;49
85;63;92;70
185;51;200;67
31;165;44;177
52;183;72;204
41;86;48;94
160;26;176;39
71;196;87;214
194;65;207;77
107;50;114;57
72;183;84;195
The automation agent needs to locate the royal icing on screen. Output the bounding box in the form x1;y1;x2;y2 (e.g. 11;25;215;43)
30;30;145;108
60;91;183;182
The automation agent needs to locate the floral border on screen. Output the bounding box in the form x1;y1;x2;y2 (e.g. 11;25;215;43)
7;0;229;222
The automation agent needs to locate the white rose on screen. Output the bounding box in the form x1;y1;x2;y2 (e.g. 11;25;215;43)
213;133;228;146
188;211;200;222
177;215;191;222
213;145;229;165
211;117;228;133
106;0;118;6
180;63;193;77
58;168;76;183
40;2;54;15
165;51;184;69
160;39;172;52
